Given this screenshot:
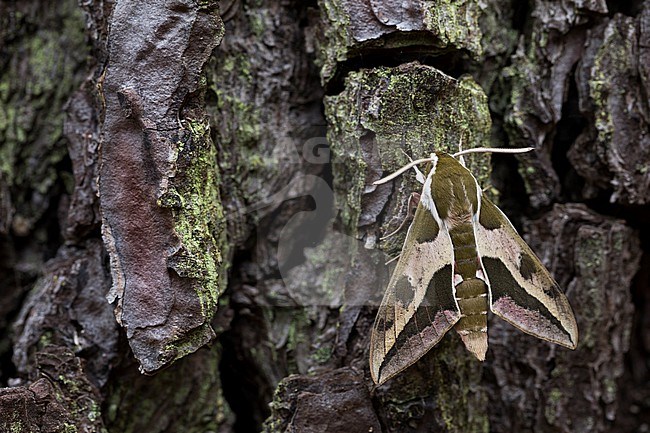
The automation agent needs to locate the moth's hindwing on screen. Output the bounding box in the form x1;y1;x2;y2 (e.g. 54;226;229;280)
370;203;460;385
475;195;578;349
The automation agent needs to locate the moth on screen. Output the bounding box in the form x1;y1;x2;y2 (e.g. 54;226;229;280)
369;147;578;385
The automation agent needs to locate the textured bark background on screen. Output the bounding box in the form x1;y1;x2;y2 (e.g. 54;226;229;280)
0;0;648;432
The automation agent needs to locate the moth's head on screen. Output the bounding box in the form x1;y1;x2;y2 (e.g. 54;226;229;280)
431;151;465;172
421;151;468;180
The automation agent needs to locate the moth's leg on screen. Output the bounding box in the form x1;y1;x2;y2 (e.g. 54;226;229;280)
384;254;400;265
412;165;426;184
399;149;426;184
380;192;421;241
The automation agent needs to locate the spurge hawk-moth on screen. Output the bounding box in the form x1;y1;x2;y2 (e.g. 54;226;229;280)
369;148;578;385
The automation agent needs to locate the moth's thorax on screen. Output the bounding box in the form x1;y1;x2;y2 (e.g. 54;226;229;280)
424;153;480;225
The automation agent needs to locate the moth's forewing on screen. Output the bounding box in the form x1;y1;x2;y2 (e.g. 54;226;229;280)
475;196;578;349
370;202;460;385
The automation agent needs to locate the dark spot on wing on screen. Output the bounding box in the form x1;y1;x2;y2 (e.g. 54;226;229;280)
423;265;455;308
395;275;415;308
519;251;538;281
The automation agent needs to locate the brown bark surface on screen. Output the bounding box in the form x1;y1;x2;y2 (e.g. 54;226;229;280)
0;0;648;432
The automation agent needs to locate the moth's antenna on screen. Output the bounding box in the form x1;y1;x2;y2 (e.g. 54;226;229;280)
373;156;437;185
452;147;535;158
457;136;466;167
374;147;534;186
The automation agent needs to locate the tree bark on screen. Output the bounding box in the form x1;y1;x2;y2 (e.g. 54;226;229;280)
0;0;648;432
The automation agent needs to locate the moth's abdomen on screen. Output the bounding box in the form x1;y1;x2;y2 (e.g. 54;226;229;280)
449;221;488;360
455;278;488;360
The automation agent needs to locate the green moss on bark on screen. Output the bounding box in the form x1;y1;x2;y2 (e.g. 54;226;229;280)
588;19;635;145
166;118;228;317
104;345;231;433
0;2;87;233
208;49;273;218
316;0;352;84
316;0;483;84
325;63;492;235
421;0;483;56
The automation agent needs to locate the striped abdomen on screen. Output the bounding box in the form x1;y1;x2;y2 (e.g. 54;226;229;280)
449;221;488;360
